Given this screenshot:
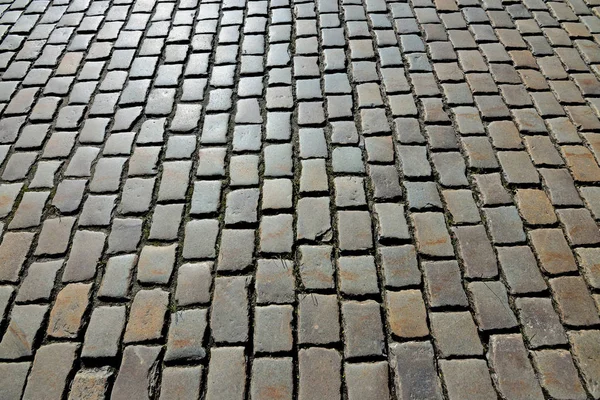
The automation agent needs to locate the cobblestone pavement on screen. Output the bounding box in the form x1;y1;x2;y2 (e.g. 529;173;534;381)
1;0;600;398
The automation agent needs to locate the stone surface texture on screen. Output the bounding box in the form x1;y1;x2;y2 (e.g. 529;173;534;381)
0;0;599;398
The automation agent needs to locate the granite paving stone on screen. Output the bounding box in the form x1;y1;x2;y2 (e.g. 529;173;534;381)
468;281;518;331
518;296;568;349
412;212;454;257
440;359;497;400
430;311;483;357
568;330;600;398
550;276;600;327
341;300;385;358
82;306;126;359
298;348;341;400
164;308;207;362
345;362;390;400
250;358;293;400
22;342;79;400
0;304;48;359
205;347;246;400
254;304;294;353
338;255;379;296
497;246;547;294
16;260;62;303
423;260;469;307
211;276;249;344
386;290;429;339
0;232;35;282
111;346;161;400
159;366;203;400
488;334;545;400
61;230;105;282
298;245;334;289
532;349;588;400
256;259;295;304
389;341;443;400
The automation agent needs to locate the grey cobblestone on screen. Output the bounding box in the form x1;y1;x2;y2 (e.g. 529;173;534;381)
440;359;497;400
488;334;544;399
558;208;600;245
254;304;293;353
159;366;202;400
442;189;480;223
298;348;341;400
22;342;79;400
412;212;454;257
431;311;482;357
569;330;600;398
211;276;249;344
533;349;587;400
468;281;518;331
299;293;340;345
345;362;390;400
378;245;420;288
0;304;48;359
82;306;126;359
62;230;105;282
299;159;328;193
297;197;331;241
373;203;410;241
137;244;177;285
183;219;219;259
483;206;526;244
516;297;568;348
98;255;135;300
390;341;443;400
0;362;32;400
175;262;212;306
337;210;373;251
423;260;468;307
260;214;293;253
341;300;384;358
339;255;379;296
298;245;334;289
497;246;547;294
164;308;207;362
0;232;34;282
149;204;184;241
68;367;113;400
112;346;161;400
205;346;246;400
550;276;600;327
16;260;62;302
256;259;294;304
250;358;293;400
